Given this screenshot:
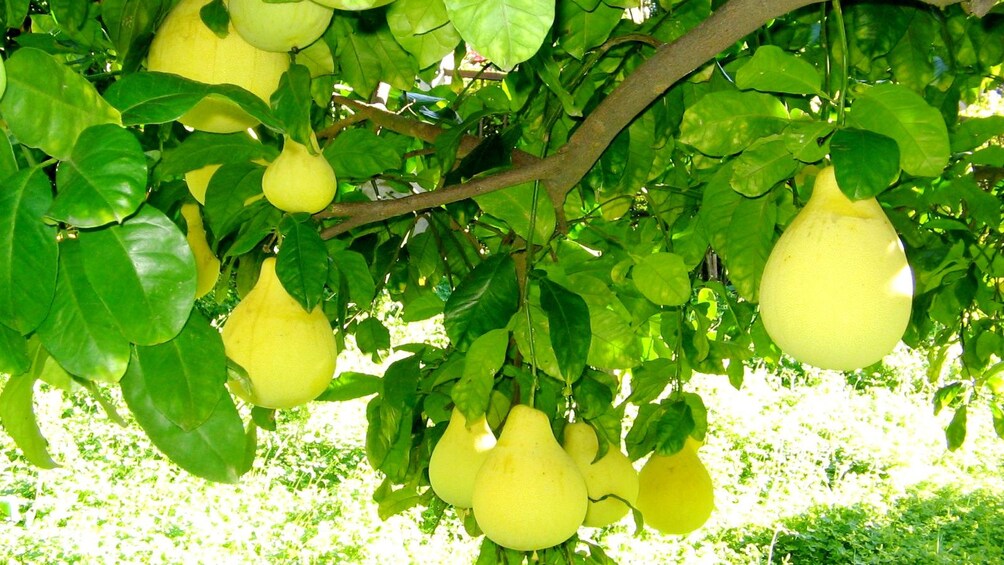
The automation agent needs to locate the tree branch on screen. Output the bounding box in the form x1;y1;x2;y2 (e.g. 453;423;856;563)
317;0;968;239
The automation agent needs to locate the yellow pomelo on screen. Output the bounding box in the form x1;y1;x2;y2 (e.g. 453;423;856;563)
471;405;588;551
758;166;914;371
222;257;337;409
180;203;221;299
184;164;221;205
563;422;639;528
228;0;334;53
146;0;289;133
636;438;714;535
262;134;337;213
428;408;497;508
309;0;395;10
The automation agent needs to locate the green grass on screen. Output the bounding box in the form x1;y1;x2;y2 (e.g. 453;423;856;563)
3;336;1003;564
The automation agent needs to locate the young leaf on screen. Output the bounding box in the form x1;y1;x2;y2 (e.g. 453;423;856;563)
120;349;246;484
537;276;590;381
735;45;824;96
453;328;508;421
632;252;692;307
276;214;328;311
829;128;901;199
77;205;197;346
444;255;520;350
49;124;148;228
0;373;59;469
475;182;557;244
444;0;555;71
386;0;462;69
0;47;121;160
679;91;789;157
730;139;799;198
0;168;58;335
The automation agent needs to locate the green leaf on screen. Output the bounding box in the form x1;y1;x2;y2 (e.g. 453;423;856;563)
121;348;246;484
35;239;130;383
454;328;508;420
627;358;674;404
730;139;799;198
276;215;328;311
77;206;196;346
557;0;622;60
847;83;950;177
0;47;120;160
101;0;169;69
103;71;281;130
324;129;403;180
0;122;17;180
355;317;391;357
945;404;967;451
365;396;401;470
329;249;376;306
204;162;268;241
387;0;462;69
829;128;901;199
0;373;58;469
49;124;148;228
444;0;555;71
130;311;227;431
444;255;520;349
653;400;695;456
725;195;776;302
783;121;835;163
538;277;590;382
199;0;229;39
679;91;789;157
951;115;1004;152
0;322;30;376
315;371;382;402
330;15;418;99
736;45;824;96
632;252;691;307
475;182;556;244
158;131;277;179
1;1;29;31
270;64;314;148
0;168;59;334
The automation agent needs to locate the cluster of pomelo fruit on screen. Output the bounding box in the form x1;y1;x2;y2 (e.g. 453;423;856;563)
429;404;715;552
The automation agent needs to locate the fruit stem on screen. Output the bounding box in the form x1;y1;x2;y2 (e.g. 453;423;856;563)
831;0;849;126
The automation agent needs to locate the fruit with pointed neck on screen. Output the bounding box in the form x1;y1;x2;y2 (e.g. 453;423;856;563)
635;438;714;535
262;134;337;214
428;408;497;508
563;421;639;528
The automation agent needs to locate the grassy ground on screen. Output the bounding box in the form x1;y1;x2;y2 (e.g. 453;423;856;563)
3;325;1004;564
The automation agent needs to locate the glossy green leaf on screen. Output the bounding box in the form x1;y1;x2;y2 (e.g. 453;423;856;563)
1;0;29;30
951;115;1004;152
101;0;169;69
355;317;391;357
49;124;148;228
830;128;901;199
0;322;29;376
847;83;950;177
315;371;383;402
36;239;130;383
444;255;520;349
444;0;555;71
0;123;17;180
330;15;417;99
725;195;776;302
730;139;799;198
77;206;196;346
945;404;967;451
475;182;556;244
888;13;938;92
512;301;562;379
0;373;58;469
325;129;403;180
121;347;246;484
387;0;462;69
159;132;277;179
783;120;834;163
276;215;328;312
653;400;695;456
627;358;674;405
454;328;508;421
679;91;789;157
736;45;824;96
537;277;590;382
130;311;227;431
0;47;120;160
557;0;622;60
633;252;691;306
0;168;58;335
329;249;376;306
203;162;267;242
270;64;314;149
103;71;280;130
697;164;743;255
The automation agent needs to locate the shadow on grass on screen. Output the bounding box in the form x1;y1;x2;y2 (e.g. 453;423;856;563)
722;484;1004;564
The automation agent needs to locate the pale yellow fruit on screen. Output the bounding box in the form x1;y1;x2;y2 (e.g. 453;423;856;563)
221;257;337;409
262;135;337;213
310;0;395;10
146;0;289;133
758;166;914;371
428;408;497;508
471;405;588;551
563;422;639;528
180;203;221;299
228;0;334;53
185;164;221;205
636;438;714;535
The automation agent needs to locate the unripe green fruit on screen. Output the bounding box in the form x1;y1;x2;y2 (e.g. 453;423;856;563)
636;438;714;535
471;405;588;551
758;166;914;370
428;408;496;508
563;422;639;528
222;258;337;409
262;135;337;214
146;0;289;133
228;0;334;53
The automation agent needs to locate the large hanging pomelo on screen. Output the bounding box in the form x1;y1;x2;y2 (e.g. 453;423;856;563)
228;0;334;53
758;166;914;371
563;422;639;528
635;438;714;535
428;408;496;508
